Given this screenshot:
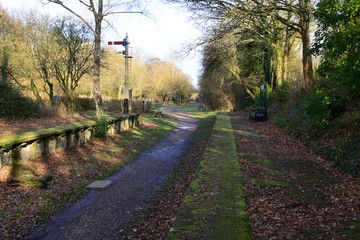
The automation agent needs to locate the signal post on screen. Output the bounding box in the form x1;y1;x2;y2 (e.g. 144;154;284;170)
108;34;132;113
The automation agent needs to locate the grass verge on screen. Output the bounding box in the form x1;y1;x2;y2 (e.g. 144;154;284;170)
168;112;251;240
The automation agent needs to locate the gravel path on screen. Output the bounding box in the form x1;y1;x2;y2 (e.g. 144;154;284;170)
23;107;198;240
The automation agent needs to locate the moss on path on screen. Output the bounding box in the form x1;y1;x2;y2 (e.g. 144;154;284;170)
168;112;251;240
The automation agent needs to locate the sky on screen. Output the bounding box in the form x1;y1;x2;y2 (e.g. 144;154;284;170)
0;0;203;86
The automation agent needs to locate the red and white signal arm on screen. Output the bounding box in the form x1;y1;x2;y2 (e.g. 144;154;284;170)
108;41;123;45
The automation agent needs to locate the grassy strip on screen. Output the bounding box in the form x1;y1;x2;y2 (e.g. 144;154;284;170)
92;114;178;177
248;179;290;187
168;112;251;240
121;108;217;239
0;113;139;148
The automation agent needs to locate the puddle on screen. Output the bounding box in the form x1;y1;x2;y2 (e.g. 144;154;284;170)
177;126;195;130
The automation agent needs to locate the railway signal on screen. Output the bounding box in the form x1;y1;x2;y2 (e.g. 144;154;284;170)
108;34;132;113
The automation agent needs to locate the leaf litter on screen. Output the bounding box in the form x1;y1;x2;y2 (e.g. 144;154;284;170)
0;117;160;240
1;112;359;239
230;112;359;240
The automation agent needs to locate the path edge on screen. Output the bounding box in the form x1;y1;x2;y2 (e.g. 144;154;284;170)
167;112;252;240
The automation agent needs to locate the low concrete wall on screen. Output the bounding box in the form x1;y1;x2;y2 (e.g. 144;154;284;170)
0;114;140;168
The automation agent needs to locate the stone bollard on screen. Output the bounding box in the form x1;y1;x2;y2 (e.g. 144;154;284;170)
121;118;130;131
84;128;92;143
57;134;67;151
78;130;85;145
67;132;76;149
116;121;121;133
47;137;57;155
20;144;31;161
2;150;13;165
109;122;116;135
31;140;44;159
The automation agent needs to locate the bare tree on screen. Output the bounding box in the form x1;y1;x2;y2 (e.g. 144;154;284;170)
27;13;56;104
45;0;143;116
252;0;314;85
51;17;93;112
169;0;314;85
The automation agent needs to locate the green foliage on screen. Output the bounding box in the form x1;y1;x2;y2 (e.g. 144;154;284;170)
314;0;360;97
0;81;41;118
271;91;358;175
254;87;261;106
303;90;331;127
325;95;348;119
163;101;175;106
272;81;292;103
94;116;108;138
311;132;360;176
254;83;272;107
239;97;254;110
270;101;306;139
1;46;10;82
303;90;348;129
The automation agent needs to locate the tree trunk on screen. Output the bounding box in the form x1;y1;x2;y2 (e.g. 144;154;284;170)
274;41;283;88
283;48;289;83
29;79;43;103
282;28;292;83
48;82;54;105
301;30;313;86
66;91;76;113
1;46;10;82
263;47;271;86
93;17;103;117
300;0;313;86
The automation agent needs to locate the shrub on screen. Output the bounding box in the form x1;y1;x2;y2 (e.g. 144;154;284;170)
336;133;360;175
239;97;253;110
75;97;96;111
314;0;360;98
304;89;348;129
0;81;41;119
94;116;108;138
303;90;331;127
272;81;292;103
325;95;348;119
39;104;58;118
201;89;233;111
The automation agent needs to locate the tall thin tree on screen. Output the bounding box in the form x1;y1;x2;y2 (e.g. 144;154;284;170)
45;0;143;116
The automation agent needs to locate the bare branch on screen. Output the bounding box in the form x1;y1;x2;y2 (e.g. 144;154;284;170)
107;11;144;15
46;0;96;34
78;0;92;9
